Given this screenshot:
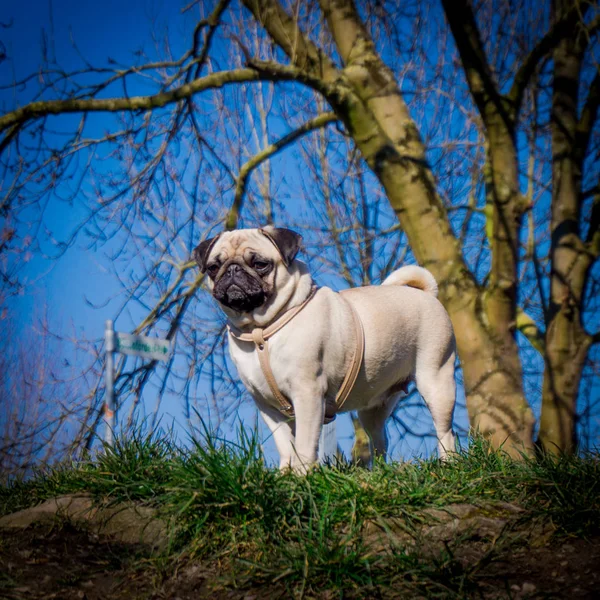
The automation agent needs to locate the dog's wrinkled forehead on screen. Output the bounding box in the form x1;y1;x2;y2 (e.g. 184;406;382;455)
210;230;278;264
194;226;302;273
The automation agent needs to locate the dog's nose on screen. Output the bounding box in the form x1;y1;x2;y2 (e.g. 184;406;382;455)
227;263;241;275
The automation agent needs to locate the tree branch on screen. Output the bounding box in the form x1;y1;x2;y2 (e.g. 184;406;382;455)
226;111;338;230
0;68;268;138
440;0;506;127
587;192;600;256
187;0;232;82
516;307;545;355
576;68;600;165
246;58;334;95
508;9;598;117
133;262;199;335
241;0;339;82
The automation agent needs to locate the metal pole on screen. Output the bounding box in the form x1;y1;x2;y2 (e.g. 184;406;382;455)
104;320;115;446
318;420;337;464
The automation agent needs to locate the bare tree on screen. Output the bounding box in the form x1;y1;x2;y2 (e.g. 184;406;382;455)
536;0;600;452
1;0;598;459
0;315;88;479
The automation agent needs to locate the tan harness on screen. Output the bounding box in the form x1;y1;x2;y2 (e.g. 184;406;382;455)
227;286;365;423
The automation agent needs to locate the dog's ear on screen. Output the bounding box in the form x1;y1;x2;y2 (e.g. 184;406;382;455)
193;234;221;273
260;227;303;267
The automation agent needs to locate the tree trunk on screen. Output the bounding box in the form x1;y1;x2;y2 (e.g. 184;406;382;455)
539;315;590;453
538;0;593;453
351;415;371;466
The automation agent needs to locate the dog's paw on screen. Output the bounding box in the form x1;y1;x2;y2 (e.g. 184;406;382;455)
290;456;317;475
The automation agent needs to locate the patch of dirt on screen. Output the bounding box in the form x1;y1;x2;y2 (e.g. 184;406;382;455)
479;537;600;599
0;522;154;600
0;499;599;599
0;521;286;600
362;502;600;598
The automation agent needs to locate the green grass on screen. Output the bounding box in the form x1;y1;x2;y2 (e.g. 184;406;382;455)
1;430;598;598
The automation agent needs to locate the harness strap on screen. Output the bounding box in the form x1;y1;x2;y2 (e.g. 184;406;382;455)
229;285;318;342
251;327;295;418
336;291;365;412
228;286;364;423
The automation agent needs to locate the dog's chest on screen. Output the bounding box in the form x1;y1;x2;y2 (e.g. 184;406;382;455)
227;334;293;402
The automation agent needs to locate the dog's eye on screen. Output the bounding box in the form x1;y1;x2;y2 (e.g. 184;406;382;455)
253;260;270;271
207;263;219;275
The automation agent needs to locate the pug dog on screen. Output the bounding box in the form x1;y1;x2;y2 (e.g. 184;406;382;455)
194;226;456;471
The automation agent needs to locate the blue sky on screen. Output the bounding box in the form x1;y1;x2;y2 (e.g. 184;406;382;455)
2;0;184;328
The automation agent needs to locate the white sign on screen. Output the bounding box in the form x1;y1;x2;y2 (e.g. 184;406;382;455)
115;332;172;361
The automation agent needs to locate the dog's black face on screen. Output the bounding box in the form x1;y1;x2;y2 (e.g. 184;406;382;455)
193;227;302;314
211;259;270;312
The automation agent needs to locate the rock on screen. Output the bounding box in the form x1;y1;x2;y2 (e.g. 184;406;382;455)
0;494;169;550
0;495;94;528
521;582;536;594
362;501;531;553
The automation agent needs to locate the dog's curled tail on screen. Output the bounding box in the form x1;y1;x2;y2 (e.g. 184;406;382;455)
381;265;438;297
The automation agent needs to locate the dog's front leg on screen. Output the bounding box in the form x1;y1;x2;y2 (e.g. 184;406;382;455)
255;399;296;470
290;389;326;474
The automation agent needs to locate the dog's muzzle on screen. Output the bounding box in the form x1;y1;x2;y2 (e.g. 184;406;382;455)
213;263;267;312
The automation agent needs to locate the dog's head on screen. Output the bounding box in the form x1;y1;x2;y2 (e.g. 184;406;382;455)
193;226;303;314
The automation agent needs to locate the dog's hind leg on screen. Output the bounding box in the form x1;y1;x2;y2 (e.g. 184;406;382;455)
414;350;457;459
356;396;398;467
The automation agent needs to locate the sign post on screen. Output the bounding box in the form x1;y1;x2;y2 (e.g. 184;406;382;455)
103;322;172;445
104;320;116;447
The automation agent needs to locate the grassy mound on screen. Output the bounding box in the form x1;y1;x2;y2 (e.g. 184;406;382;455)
1;431;599;598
